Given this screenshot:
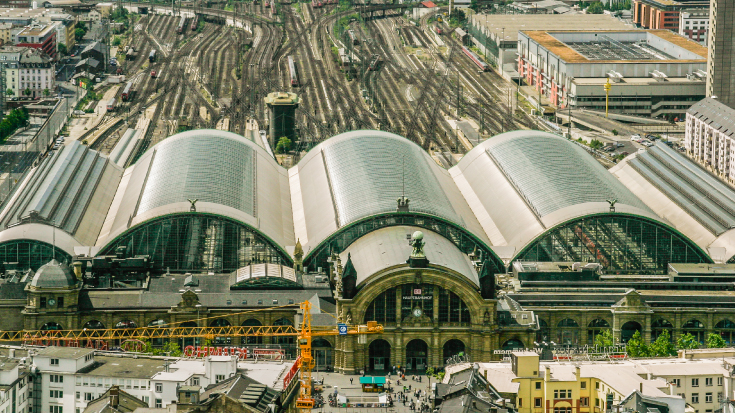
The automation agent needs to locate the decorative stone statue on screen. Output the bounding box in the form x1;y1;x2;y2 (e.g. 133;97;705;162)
188;199;198;212
346;311;352;325
410;231;425;258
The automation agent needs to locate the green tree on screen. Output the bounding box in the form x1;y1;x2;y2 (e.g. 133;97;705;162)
276;136;292;154
590;139;603;149
112;36;122;46
649;329;676;357
586;1;604;13
43;88;50;98
677;333;700;350
594;329;615;348
626;330;649;358
5;88;12;97
23;88;31;97
75;27;86;41
706;333;726;349
57;43;67;56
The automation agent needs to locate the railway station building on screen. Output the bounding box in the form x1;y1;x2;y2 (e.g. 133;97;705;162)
4;129;735;372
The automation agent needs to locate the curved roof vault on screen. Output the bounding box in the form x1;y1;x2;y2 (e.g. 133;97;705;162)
290;130;490;258
97;130;296;254
340;226;479;288
451;130;665;261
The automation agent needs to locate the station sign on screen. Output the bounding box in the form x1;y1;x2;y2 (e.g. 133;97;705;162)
181;346;285;360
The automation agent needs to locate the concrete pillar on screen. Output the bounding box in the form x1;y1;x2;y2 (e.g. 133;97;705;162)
644;314;652;344
674;313;683;342
396;289;402;326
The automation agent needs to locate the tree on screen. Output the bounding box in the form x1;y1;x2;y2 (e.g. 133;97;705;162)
75;27;86;41
677;333;700;350
43;88;50;98
649;329;676;357
590;139;603;149
626;330;649;358
276;136;292;154
112;36;122;46
57;43;67;56
706;333;726;349
594;329;615;348
586;1;604;13
23;88;31;97
5;89;12;97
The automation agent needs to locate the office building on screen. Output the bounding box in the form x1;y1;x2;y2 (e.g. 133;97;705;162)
706;0;735;107
264;92;298;146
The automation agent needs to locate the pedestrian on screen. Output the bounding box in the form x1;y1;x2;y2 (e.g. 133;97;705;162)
350;378;353;385
419;376;422;383
409;384;412;391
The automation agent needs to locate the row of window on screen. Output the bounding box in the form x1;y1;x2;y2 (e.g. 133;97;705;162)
674;377;724;387
687;392;719;404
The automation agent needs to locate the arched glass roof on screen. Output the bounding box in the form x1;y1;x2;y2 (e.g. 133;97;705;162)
98;130;295;256
292;130;488;259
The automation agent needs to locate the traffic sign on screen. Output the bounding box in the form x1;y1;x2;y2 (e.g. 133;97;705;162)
338;323;348;335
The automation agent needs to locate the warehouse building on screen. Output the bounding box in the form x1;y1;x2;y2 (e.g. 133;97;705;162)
518;29;707;118
6;129;735;373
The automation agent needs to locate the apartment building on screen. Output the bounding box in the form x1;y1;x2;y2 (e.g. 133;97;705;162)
679;9;710;44
685;97;735;182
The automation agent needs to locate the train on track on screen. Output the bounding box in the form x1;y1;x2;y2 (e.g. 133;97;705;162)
177;16;187;34
462;46;489;72
122;82;133;101
151;69;157;78
149;49;157;62
368;54;381;71
190;14;199;31
435;25;443;35
288;56;299;87
348;29;359;45
106;98;116;112
311;0;322;7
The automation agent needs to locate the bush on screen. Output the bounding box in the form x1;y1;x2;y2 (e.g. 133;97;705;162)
612;129;618;136
276;136;292;154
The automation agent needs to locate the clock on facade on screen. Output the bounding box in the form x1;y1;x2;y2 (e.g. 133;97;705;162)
412;307;422;317
48;298;56;306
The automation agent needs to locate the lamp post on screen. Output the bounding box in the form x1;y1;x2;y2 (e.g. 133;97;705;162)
604;78;611;118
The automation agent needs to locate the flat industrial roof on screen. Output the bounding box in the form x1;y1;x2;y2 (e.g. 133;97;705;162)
470;13;634;42
522;30;707;63
83;355;168;379
35;347;94;359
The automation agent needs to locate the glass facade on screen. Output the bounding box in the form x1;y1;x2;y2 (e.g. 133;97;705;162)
305;213;505;276
364;283;471;325
515;215;711;275
100;213;291;273
0;240;71;271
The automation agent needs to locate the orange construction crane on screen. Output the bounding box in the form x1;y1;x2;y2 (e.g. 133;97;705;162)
0;302;382;413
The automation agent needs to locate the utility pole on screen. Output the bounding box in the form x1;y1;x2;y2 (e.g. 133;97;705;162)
604;78;611;118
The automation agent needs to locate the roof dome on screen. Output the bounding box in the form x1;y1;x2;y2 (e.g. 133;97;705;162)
30;259;76;289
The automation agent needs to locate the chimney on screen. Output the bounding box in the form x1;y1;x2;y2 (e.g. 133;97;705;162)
544;365;551;382
640;382;643;393
109;386;119;408
575;366;580;381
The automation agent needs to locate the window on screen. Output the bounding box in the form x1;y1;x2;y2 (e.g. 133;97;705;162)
192;378;200;386
719;393;723;402
155;399;162;408
84;393;92;401
75;392;79;400
519;398;523;408
535;398;542;407
706;393;712;403
142;396;149;404
706;377;713;386
215;375;225;383
596;382;600;389
50;359;58;366
553;408;572;413
718;377;723;386
581;382;586;389
535;382;541;390
40;297;46;308
692;393;699;403
49;390;62;398
673;379;681;387
693;378;700;387
57;297;63;308
49;375;63;383
155;383;162;393
48;407;62;413
581;397;589;407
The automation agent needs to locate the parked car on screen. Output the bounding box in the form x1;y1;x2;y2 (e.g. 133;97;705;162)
630;134;641;141
615;142;624;147
73;110;85;116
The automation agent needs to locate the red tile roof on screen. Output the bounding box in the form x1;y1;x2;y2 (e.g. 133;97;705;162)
421;1;437;7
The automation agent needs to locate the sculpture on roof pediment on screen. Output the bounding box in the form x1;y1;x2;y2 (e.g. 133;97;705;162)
172;290;200;312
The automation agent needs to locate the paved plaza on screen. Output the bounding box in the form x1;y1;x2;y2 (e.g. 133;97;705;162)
310;372;435;413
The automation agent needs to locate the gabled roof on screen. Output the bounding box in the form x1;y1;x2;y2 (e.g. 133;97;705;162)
420;1;437;7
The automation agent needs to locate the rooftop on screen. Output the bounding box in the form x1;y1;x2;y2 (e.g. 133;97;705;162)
35;346;94;359
82;355;168;378
521;30;707;63
469;13;634;43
